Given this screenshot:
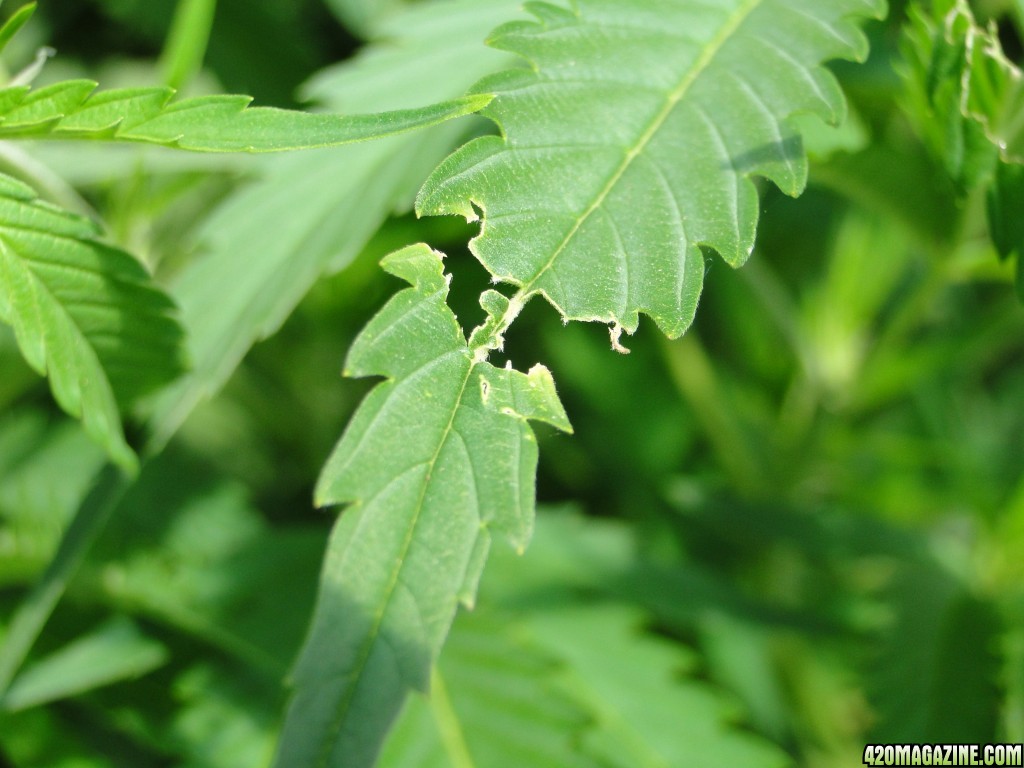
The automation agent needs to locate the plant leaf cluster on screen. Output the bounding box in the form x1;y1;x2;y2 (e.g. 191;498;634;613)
2;0;1024;767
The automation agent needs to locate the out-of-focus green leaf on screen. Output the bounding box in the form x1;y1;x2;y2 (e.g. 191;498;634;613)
799;212;915;404
0;172;185;470
0;2;35;57
419;0;885;339
379;610;598;768
274;244;570;768
0;465;130;701
812;141;959;246
324;0;408;38
0;325;39;409
528;606;791;768
169;665;281;768
0;705;117;767
0;79;490;151
1;616;167;711
987;161;1024;299
0;411;106;585
900;0;998;190
902;0;1024;173
867;562;1002;744
158;0;216;90
80;451;324;671
790;106;870;161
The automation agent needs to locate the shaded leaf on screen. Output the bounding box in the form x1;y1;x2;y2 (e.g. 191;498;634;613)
0;172;185;470
0;410;106;586
88;453;324;672
418;0;885;339
274;244;569;768
866;561;1002;744
987;160;1024;299
379;610;597;768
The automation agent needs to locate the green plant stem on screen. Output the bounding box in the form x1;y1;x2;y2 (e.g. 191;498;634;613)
159;0;217;91
659;333;766;495
0;463;130;699
0;142;97;217
429;666;475;768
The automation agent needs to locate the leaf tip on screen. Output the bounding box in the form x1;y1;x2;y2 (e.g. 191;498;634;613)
379;243;447;291
525;363;572;434
460;93;495;114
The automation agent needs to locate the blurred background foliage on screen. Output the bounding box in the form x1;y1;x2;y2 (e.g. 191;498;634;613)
1;0;1024;765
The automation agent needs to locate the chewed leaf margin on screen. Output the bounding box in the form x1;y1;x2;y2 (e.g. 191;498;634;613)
418;0;887;341
275;244;569;768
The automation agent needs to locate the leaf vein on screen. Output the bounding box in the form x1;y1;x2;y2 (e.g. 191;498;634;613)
517;0;763;300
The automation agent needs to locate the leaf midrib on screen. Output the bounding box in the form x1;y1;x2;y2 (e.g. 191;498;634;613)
316;358;477;768
516;0;763;303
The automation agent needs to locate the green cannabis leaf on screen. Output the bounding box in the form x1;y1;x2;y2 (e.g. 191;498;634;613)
324;0;410;39
957;13;1024;165
418;0;886;340
380;514;793;768
0;173;184;470
0;616;167;712
867;562;1001;743
900;0;998;190
11;1;1024;767
274;244;569;768
378;610;598;768
526;606;792;768
901;0;1024;172
0;79;490;152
